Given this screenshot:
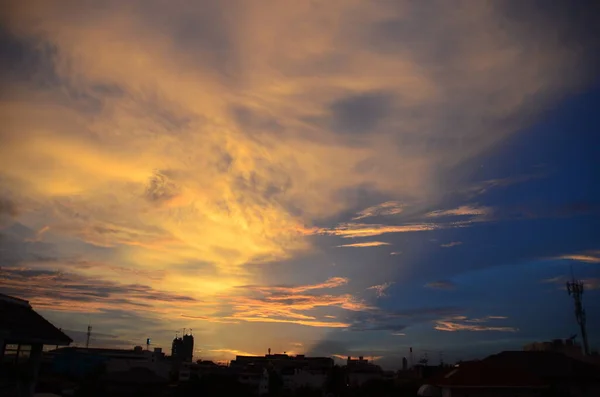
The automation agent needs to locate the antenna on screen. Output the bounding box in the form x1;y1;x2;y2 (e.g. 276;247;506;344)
86;324;92;349
566;269;590;356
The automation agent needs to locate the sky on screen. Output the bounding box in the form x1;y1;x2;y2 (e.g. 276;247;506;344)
1;0;599;369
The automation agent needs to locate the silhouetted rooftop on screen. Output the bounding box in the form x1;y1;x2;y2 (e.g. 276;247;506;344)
426;360;546;388
0;293;72;345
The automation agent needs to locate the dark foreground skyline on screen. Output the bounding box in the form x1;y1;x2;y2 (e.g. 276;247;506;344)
1;0;599;368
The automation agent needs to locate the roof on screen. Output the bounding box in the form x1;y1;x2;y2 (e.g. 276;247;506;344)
51;347;146;356
0;294;72;345
483;351;600;382
426;361;547;388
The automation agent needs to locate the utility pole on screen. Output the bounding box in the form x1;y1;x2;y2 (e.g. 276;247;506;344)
86;325;92;349
566;270;590;356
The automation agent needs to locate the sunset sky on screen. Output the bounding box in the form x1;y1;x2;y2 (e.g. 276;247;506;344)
1;1;599;368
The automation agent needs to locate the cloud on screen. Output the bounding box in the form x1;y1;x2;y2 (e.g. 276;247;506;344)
0;267;199;315
63;329;137;348
226;277;370;328
554;254;600;264
329;92;393;135
426;205;490;218
352;201;404;220
337;241;390;248
541;276;600;291
312;222;443;239
347;306;461;332
434;315;517;332
209;348;260;359
367;282;394;298
0;0;597;356
239;277;349;294
425;280;456;290
390;251;402;255
440;241;462;248
0;197;19;218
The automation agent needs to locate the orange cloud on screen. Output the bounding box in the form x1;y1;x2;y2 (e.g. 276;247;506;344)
316;223;441;238
426;205;490;218
337;241;390;248
352;201;404;220
367;282;394;298
555;254;600;263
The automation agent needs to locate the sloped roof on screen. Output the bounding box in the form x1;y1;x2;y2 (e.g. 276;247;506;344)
0;294;72;345
426;360;547;388
484;351;600;382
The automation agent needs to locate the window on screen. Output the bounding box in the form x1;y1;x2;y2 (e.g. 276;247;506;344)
2;344;32;364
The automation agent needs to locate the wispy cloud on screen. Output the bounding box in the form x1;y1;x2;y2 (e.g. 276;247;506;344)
337;241;390;248
367;282;394;298
227;277;371;328
440;241;462;248
239;277;349;294
0;0;595;356
352;201;404;220
554;253;600;263
434;316;517;332
541;276;600;290
0;267;199;314
426;205;490;218
425;281;456;290
390;251;402;255
314;223;442;239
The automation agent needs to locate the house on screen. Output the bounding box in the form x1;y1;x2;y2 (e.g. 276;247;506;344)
0;293;72;397
421;351;600;397
421;360;548;397
484;351;600;397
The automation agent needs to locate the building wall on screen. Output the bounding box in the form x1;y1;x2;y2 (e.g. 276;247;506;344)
347;371;382;387
442;387;544;397
282;369;327;390
106;358;171;379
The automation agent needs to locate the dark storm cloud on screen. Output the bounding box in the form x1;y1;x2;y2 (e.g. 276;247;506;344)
329;92;393;134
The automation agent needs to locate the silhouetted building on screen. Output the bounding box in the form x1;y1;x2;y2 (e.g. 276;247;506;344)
421;360;547;397
345;356;383;387
171;333;194;362
0;293;72;397
524;338;583;358
402;356;408;371
49;346;169;378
